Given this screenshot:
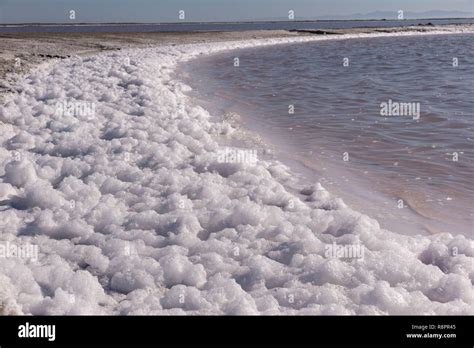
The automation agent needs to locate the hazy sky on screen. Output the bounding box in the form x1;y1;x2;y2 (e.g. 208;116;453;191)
0;0;473;23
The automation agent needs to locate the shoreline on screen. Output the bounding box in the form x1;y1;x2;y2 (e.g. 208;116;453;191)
2;17;473;24
179;31;474;238
0;25;473;314
1;24;473;98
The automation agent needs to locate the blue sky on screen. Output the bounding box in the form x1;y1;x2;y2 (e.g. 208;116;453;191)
0;0;472;23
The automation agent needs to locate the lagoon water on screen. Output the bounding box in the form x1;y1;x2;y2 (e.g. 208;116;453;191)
183;33;474;236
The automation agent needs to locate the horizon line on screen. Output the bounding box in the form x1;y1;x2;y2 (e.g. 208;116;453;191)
1;17;473;26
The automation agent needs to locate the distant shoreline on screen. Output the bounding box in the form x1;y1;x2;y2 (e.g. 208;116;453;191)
1;17;473;26
1;18;472;35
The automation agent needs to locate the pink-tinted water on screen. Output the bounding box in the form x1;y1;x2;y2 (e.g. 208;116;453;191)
182;34;474;236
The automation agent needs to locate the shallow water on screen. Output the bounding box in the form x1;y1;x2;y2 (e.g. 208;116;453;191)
183;33;474;236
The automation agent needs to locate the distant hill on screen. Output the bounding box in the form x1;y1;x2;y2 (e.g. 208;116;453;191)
315;10;473;20
255;10;473;22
